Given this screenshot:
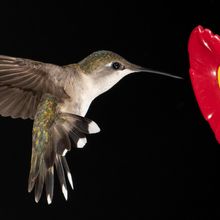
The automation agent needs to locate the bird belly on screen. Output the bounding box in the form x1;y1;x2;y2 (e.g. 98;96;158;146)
59;96;92;117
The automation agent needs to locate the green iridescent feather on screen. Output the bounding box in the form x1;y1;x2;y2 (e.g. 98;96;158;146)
28;94;59;202
32;94;58;153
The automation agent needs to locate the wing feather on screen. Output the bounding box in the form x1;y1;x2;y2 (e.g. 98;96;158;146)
0;55;68;98
0;54;70;119
0;86;39;119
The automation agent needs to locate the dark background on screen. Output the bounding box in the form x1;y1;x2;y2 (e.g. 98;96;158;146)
0;1;220;218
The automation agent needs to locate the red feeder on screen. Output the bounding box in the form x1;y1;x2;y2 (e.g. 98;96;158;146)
189;25;220;143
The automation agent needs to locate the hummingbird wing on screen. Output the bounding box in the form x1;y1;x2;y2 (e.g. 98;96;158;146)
0;55;69;119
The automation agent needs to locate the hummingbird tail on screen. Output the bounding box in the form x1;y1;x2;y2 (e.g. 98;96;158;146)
28;107;100;204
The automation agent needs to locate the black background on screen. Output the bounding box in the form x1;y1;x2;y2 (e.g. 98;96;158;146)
0;1;220;218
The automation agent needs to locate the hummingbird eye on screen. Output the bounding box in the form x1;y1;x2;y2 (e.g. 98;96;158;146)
111;62;124;70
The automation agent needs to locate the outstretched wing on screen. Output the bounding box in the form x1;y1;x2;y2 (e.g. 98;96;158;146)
0;55;69;119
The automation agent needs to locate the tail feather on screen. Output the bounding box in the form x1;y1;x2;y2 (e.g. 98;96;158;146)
44;139;55;168
28;110;100;204
34;161;45;203
55;155;68;200
61;157;73;189
52;125;71;156
45;167;54;204
69;129;87;149
61;113;100;134
28;152;41;193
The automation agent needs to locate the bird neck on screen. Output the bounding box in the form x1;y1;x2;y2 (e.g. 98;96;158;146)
60;66;98;116
60;65;127;116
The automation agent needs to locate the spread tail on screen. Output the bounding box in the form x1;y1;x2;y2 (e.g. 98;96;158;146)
28;109;100;204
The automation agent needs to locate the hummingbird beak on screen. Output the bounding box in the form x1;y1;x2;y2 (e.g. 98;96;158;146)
131;65;183;80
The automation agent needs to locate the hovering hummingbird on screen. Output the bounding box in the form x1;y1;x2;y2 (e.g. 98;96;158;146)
0;50;181;204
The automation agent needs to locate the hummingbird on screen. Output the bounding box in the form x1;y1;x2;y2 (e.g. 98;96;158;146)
0;50;181;204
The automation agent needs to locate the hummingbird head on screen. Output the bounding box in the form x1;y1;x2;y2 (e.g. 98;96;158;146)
79;50;139;75
78;50;144;96
78;50;182;98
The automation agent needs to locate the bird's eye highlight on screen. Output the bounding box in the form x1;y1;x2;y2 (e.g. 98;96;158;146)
112;62;124;70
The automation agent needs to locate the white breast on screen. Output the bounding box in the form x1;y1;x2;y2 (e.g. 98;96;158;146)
59;74;96;116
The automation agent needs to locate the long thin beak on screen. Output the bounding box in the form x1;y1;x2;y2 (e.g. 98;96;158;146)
133;66;183;80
